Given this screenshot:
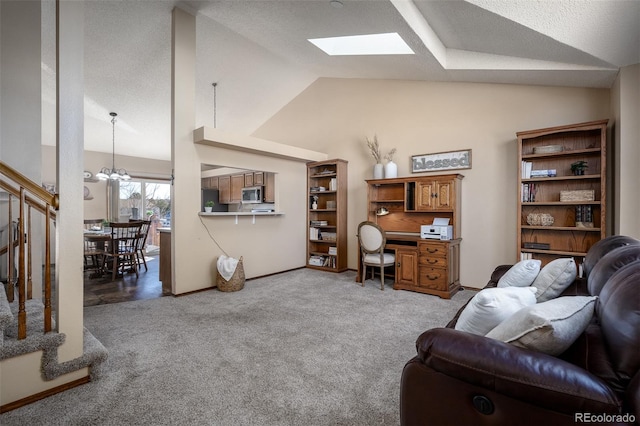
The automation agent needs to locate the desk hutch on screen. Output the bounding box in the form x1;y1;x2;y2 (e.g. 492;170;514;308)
362;174;463;299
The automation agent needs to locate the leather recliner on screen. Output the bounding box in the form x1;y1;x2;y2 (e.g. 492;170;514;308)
400;236;640;426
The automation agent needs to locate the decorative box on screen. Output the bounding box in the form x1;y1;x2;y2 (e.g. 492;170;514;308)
560;190;595;202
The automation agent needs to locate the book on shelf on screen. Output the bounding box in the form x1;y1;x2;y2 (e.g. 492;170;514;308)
309;227;320;240
329;178;337;191
521;161;533;179
521;183;537;202
523;242;550;250
310;220;328;226
520;252;534;261
328;246;337;255
530;169;557;178
575;205;594;227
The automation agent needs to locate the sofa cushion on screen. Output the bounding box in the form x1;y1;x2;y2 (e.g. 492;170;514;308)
497;259;541;288
454;286;538;336
532;258;577;302
485;296;597;356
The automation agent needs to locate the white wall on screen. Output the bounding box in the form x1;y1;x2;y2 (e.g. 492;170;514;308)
41;146;171;221
254;78;611;289
612;64;640;238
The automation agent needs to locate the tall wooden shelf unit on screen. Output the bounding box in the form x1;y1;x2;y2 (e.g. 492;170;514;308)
307;159;348;272
517;119;608;267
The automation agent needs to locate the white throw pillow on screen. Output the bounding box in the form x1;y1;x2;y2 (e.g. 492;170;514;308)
485;296;597;356
532;258;577;302
497;259;541;288
454;287;538;336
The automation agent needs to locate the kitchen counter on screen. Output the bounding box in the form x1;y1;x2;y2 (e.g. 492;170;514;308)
159;228;172;295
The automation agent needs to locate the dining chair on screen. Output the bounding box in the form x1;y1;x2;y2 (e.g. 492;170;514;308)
130;219;152;271
357;221;395;290
102;222;143;280
83;219;105;272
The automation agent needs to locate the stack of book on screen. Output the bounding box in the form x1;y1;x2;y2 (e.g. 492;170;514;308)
310;186;326;192
521;183;538;202
575;205;593;227
310;220;328;226
309;227;321;240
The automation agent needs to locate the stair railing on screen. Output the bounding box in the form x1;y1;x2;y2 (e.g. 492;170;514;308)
0;161;58;339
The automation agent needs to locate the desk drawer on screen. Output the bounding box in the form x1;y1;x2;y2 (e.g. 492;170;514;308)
418;241;448;258
418;267;448;291
418;256;447;268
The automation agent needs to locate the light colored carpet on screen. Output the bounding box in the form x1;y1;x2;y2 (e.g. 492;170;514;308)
1;268;475;425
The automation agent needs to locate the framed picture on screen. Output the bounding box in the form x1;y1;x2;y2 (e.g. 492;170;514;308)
411;149;472;173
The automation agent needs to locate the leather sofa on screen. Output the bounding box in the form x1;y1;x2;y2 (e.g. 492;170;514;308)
400;235;640;426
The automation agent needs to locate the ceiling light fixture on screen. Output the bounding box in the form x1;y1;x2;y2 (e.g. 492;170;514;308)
308;32;414;56
96;112;130;181
330;0;343;8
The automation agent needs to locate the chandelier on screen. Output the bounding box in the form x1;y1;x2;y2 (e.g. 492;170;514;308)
96;112;130;181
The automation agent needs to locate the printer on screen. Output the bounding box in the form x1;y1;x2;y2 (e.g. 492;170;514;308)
420;218;453;240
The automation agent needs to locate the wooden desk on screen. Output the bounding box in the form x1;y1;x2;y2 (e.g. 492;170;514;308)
356;233;461;299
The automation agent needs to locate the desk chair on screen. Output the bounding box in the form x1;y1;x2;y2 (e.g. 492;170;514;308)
357;221;395;290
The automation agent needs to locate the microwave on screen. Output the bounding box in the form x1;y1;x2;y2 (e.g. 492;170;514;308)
241;186;263;203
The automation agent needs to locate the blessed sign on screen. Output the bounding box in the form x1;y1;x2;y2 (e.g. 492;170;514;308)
412;149;472;173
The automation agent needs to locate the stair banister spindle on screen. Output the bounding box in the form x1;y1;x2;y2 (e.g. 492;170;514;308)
7;193;15;302
18;188;27;339
27;205;33;299
44;204;52;333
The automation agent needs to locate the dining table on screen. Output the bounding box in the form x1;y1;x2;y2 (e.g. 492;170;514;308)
84;228;111;278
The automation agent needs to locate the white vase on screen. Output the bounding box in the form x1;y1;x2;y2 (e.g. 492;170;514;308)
373;163;384;179
312;202;318;210
204;206;213;213
385;161;398;179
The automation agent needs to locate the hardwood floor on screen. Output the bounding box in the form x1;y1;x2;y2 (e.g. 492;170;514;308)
83;255;168;306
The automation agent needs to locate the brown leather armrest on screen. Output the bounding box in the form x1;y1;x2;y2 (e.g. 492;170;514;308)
416;328;621;414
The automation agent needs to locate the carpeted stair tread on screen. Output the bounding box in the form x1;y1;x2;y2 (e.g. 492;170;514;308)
4;298;56;338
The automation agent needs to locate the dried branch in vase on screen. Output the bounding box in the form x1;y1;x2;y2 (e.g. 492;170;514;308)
385;148;397;162
366;135;381;164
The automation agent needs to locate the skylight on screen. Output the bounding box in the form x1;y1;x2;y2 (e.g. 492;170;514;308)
308;32;414;56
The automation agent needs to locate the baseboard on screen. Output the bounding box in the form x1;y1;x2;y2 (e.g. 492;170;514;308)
0;376;90;413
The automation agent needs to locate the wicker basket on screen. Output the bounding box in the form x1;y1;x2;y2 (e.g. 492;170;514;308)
560;190;595;202
216;256;245;292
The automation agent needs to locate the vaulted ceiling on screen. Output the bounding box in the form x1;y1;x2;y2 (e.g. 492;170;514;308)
40;0;640;161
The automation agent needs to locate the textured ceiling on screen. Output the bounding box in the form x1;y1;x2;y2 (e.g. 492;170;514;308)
40;0;640;161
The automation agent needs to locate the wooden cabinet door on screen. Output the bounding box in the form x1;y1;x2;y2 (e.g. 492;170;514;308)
244;173;254;187
253;172;264;185
209;177;218;189
435;179;453;209
230;174;244;203
218;176;230;203
396;248;418;286
264;172;275;202
416;181;436;210
417;179;454;210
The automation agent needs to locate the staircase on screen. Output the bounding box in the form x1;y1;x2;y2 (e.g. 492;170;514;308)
0;161;107;410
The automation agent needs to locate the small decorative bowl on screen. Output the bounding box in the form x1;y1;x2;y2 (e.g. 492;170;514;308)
527;213;554;226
